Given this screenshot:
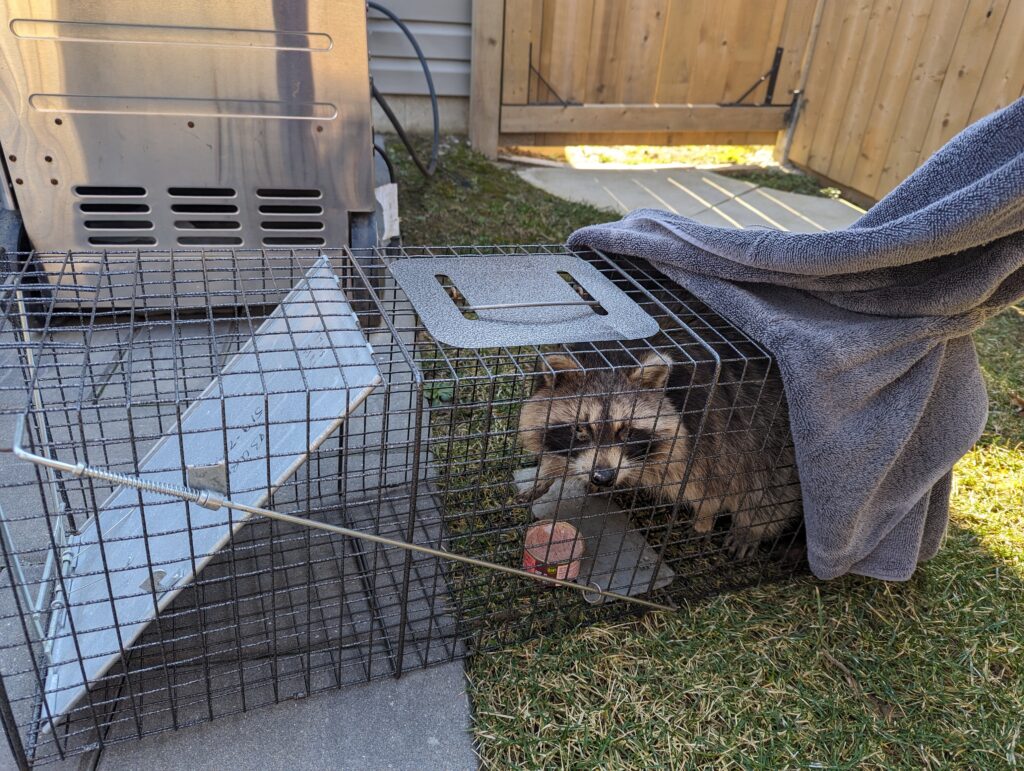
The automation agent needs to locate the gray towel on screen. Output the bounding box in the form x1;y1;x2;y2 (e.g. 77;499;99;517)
568;97;1024;581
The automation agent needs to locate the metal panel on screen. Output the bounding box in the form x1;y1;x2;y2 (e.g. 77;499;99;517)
371;0;472;25
370;57;471;99
43;260;381;723
0;0;375;251
389;253;660;348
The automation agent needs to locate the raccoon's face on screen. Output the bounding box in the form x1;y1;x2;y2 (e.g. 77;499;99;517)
519;351;686;491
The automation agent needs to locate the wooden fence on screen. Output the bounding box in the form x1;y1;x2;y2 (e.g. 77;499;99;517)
788;0;1024;202
471;0;1024;202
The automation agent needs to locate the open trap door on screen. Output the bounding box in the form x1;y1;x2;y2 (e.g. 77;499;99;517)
0;247;805;765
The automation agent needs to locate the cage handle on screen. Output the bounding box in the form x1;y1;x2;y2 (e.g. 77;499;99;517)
8;414;676;613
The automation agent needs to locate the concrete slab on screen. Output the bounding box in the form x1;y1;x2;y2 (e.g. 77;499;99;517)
516;166;864;232
739;186;864;230
516;168;627;213
94;663;475;771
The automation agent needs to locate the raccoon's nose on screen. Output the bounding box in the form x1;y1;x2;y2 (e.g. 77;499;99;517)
591;468;616;487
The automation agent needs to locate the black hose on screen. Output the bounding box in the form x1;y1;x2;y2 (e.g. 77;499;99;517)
367;1;439;178
373;142;396;184
372;84;435;179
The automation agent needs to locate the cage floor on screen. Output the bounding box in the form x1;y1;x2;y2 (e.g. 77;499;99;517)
40;259;383;722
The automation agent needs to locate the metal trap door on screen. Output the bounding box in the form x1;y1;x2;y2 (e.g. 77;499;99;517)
34;258;381;725
388;253;659;348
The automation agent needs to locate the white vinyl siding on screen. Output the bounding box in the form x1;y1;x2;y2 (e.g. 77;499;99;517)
368;0;472;98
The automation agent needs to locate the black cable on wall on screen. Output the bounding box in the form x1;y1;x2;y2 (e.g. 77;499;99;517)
368;1;440;178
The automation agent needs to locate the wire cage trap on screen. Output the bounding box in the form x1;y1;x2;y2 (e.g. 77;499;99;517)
0;245;806;765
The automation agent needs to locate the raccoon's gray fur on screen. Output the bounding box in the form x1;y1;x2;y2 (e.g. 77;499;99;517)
517;314;802;559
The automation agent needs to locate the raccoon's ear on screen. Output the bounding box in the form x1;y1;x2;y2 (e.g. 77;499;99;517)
535;354;582;390
627;352;673;391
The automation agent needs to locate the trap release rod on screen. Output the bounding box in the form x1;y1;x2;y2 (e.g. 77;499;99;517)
9;414;675;613
460;299;600;311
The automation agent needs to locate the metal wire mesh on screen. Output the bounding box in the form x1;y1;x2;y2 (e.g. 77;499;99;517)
0;246;806;766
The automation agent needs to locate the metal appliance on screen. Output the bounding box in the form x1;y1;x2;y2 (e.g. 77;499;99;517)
0;0;381;255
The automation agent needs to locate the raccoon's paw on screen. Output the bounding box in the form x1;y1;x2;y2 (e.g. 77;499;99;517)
691;501;718;534
512;466;539;495
724;528;762;561
514;484;548;506
513;491;534;506
692;514;715;535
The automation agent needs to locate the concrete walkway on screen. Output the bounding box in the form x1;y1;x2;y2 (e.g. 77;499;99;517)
0;663;474;771
518;167;864;232
93;664;474;771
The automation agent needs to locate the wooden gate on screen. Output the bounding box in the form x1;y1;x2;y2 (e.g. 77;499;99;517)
472;0;817;151
470;0;1024;202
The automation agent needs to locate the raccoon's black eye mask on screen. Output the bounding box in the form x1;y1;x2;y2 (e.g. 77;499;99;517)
543;420;657;459
543;423;587;456
619;427;657;459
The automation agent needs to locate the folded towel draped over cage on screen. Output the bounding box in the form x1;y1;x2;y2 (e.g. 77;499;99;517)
569;96;1024;581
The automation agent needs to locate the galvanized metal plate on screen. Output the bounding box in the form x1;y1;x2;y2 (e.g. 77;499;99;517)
43;259;381;724
388;254;659;348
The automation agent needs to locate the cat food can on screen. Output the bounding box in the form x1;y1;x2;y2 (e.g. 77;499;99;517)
522;519;584;581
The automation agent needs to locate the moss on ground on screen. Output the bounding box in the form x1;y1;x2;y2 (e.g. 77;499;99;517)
717;167;844;200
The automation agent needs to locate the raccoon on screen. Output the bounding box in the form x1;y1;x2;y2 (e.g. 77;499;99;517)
517;344;801;559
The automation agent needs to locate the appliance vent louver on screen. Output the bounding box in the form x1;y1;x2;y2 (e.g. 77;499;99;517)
257;188;326;247
169;186;243;246
75;186;157;246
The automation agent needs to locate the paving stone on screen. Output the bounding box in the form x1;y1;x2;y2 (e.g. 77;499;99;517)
94;664;476;771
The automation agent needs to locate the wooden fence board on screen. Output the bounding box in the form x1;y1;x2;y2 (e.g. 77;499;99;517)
827;0;902;184
718;2;785;103
583;0;625;102
496;0;806;143
654;0;712;103
774;0;819;97
848;0;933;196
789;0;1022;201
966;0;1024;124
500;0;535;104
873;0;969;195
787;0;847;166
918;0;1010;163
469;0;1023;192
805;0;874;169
501;104;789;132
469;0;505;157
620;0;671;103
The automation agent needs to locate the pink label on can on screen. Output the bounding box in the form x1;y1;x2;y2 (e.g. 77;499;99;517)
522;520;584;582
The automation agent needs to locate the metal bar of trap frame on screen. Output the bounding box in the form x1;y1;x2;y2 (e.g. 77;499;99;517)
10;414;675;613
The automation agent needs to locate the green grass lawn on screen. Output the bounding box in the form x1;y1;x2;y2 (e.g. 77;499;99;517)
391;137;1024;769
